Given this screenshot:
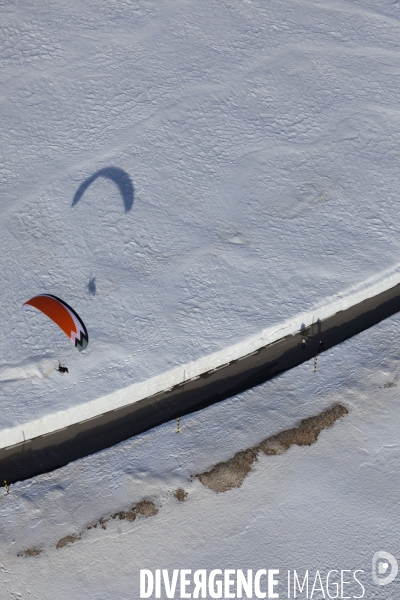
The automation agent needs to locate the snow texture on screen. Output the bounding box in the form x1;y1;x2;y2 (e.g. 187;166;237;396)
2;303;400;599
1;264;400;449
2;0;400;433
2;0;400;596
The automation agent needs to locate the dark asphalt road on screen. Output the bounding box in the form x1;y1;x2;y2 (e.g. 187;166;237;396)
2;282;400;486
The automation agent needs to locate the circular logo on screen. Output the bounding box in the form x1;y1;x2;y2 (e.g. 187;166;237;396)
372;551;398;586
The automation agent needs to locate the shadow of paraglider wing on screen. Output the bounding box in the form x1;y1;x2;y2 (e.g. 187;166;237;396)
72;167;134;212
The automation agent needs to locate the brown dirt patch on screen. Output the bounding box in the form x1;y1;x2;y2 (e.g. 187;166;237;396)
197;448;259;493
174;488;188;502
111;508;137;522
56;533;82;549
111;499;158;522
17;547;43;557
86;516;108;529
197;404;348;493
135;500;158;517
56;499;158;550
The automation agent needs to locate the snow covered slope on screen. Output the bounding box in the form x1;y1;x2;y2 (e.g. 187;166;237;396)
1;306;400;599
2;0;400;432
2;0;400;596
1;265;400;450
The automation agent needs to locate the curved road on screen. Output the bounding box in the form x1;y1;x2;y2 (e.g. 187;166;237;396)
2;283;400;486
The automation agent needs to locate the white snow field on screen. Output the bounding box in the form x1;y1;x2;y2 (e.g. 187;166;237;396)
2;0;400;596
1;265;400;449
2;310;400;599
2;0;400;431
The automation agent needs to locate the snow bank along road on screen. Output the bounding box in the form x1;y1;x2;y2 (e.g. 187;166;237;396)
2;279;400;487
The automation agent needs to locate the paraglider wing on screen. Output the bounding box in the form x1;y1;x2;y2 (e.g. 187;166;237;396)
23;294;89;351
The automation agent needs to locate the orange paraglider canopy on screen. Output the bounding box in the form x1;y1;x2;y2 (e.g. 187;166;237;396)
23;294;88;351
